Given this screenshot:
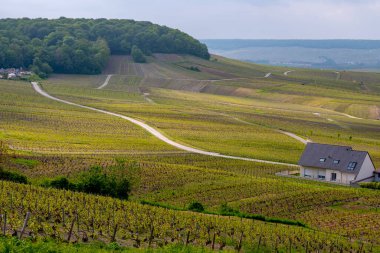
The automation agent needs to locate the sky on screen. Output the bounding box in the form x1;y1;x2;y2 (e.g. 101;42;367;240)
1;0;379;40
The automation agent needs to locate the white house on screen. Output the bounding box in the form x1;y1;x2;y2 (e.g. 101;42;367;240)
298;143;376;185
8;73;17;79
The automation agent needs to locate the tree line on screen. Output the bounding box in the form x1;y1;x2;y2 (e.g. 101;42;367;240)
0;18;210;77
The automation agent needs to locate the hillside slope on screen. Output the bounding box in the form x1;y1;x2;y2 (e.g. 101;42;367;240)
1;53;380;251
0;18;209;76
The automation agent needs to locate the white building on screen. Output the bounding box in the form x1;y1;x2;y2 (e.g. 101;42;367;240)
298;143;376;185
8;73;17;79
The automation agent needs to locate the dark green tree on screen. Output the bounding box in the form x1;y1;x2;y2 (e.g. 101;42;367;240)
0;18;210;77
131;45;146;63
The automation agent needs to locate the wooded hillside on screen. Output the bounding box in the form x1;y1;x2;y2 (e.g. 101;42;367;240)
0;18;210;77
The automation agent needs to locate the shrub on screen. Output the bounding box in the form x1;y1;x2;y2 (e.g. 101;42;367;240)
188;201;205;212
360;182;380;190
76;166;129;199
0;167;28;184
49;176;72;190
219;203;238;215
45;166;133;200
131;46;146;63
188;66;200;72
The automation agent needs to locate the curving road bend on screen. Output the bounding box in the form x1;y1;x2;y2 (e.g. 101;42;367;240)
335;71;341;81
284;71;294;76
277;130;310;145
31;82;298;167
220;113;309;145
340;113;362;120
97;74;113;89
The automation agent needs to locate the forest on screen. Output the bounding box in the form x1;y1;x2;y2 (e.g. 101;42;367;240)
0;18;210;77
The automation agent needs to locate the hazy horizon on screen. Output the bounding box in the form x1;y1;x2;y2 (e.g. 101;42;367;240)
203;39;380;70
201;38;380;41
1;0;379;40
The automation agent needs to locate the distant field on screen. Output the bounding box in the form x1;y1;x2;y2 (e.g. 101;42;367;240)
0;80;174;153
41;54;380;163
203;39;380;70
3;53;380;168
1;53;380;250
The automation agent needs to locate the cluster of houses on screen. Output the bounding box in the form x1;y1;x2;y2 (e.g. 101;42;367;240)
298;143;379;185
0;68;33;80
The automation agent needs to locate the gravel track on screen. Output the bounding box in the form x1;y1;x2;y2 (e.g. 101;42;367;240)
32;82;298;167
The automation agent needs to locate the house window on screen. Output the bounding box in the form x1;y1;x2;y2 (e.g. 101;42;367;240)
318;175;326;180
319;158;326;163
333;160;340;164
331;173;337;181
347;162;357;170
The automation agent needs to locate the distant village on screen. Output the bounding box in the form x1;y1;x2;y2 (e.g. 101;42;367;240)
0;68;33;80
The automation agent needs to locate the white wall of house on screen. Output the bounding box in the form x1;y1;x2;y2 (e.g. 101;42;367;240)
300;167;355;185
301;167;327;180
325;169;355;184
355;154;375;182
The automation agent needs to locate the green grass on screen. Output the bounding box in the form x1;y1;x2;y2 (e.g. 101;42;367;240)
11;158;39;168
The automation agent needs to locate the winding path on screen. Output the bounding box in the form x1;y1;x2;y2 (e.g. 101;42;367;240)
277;130;310;145
158;77;248;83
97;74;113;89
142;93;155;104
340;113;362;120
335;71;341;81
284;70;294;76
235;118;310;144
31;82;298;167
314;111;362;120
216;112;309;145
264;73;272;78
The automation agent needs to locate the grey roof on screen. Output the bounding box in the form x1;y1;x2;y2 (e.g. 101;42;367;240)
298;143;368;175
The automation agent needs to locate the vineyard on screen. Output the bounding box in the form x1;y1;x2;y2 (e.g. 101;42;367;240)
0;181;378;252
1;53;380;251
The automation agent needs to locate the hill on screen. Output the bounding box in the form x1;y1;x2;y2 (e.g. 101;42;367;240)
1;53;380;251
0;18;210;77
203;39;380;70
203;39;380;50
